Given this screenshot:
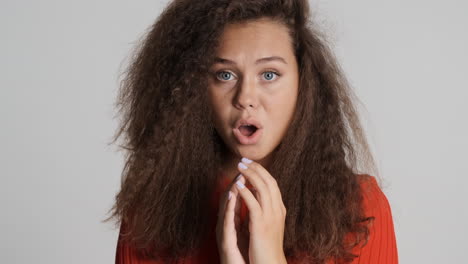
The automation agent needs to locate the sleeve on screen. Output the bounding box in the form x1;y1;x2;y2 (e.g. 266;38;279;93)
349;176;399;264
115;222;166;264
115;221;138;264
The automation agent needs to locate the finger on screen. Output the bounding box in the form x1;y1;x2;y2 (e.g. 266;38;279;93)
224;190;237;234
230;174;245;227
217;174;242;230
252;168;285;217
219;173;244;215
241;158;279;195
240;158;285;215
234;178;262;218
238;160;272;211
216;188;230;235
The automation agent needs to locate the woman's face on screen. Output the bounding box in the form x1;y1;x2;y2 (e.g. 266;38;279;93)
207;18;299;166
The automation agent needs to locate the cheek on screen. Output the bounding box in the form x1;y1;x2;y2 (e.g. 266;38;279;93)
267;92;297;133
269;90;297;114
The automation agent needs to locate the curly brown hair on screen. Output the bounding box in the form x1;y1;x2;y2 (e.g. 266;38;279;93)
103;0;380;263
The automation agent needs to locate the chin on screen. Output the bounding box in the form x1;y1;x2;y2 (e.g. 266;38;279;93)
236;147;270;161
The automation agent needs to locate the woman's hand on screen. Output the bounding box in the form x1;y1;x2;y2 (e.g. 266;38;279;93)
235;157;288;264
216;173;249;264
216;157;287;264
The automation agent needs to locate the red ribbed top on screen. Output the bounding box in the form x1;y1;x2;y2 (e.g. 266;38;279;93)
115;175;398;263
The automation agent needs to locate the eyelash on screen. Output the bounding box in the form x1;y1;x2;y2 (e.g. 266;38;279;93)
214;70;281;82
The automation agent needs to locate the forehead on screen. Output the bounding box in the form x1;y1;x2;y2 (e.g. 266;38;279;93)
214;19;294;60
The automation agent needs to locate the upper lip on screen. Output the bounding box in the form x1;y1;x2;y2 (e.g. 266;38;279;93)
234;117;263;129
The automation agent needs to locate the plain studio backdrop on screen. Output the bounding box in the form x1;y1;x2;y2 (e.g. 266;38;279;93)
1;0;466;263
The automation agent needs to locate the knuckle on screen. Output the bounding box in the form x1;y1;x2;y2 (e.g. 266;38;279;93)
270;177;278;186
249;162;258;170
280;203;287;213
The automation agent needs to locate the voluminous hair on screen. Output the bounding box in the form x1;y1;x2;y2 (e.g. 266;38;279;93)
104;0;380;263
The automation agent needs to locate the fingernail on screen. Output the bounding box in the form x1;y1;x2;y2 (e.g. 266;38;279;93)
235;173;243;181
238;162;248;170
228;191;232;200
236;180;245;189
241;157;253;164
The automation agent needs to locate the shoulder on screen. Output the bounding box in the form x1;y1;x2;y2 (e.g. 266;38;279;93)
357;174;393;219
348;174;399;263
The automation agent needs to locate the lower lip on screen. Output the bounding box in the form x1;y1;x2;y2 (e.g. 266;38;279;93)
232;127;263;145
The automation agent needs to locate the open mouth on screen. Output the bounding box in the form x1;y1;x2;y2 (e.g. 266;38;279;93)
238;124;258;137
232;117;263;145
233;123;263;145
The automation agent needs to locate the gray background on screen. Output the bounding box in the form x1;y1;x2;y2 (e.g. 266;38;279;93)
1;0;467;263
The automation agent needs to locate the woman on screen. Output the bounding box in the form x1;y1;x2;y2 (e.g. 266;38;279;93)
104;0;398;263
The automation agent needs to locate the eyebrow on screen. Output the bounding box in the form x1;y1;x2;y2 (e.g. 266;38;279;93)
213;56;288;65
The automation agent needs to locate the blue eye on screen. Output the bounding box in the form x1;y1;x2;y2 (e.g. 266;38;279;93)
215;70;280;82
216;71;234;81
263;71;279;81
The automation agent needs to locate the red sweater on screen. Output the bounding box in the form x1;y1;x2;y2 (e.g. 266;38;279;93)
115;175;398;263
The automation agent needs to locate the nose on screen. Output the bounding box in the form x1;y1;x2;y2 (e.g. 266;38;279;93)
233;76;259;110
